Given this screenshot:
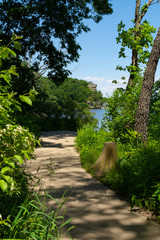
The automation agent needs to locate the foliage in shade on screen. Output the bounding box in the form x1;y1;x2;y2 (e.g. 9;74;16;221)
0;0;112;83
19;77;100;132
0;36;38;193
0;38;73;239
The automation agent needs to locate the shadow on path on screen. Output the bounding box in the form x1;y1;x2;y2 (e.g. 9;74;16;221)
27;131;160;240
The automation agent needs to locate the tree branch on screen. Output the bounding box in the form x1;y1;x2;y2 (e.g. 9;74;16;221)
139;0;154;21
150;0;160;5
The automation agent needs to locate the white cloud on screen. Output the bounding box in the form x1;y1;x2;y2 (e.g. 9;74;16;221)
83;76;105;82
106;79;114;84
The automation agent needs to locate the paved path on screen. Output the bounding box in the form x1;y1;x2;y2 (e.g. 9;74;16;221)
27;131;160;240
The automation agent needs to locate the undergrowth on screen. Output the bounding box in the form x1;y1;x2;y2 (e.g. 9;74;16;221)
1;190;73;240
76;124;114;171
76;124;160;218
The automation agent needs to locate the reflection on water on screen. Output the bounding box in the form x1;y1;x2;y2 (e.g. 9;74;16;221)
90;108;106;128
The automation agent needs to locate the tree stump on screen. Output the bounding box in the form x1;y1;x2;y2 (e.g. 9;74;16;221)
91;142;117;177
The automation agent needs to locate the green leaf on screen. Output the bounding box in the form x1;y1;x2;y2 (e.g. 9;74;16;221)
8;49;16;57
1;48;9;59
9;65;19;76
30;88;38;96
3;175;12;183
14;41;21;50
2;74;11;84
1;167;10;174
112;80;118;84
24;152;31;160
15;155;24;164
29;93;36;102
14;104;22;111
19;95;32;106
6;161;15;168
0;179;8;191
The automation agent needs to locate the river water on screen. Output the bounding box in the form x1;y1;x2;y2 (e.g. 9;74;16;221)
90;108;106;128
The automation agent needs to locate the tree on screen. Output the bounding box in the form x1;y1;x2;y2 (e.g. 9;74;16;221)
102;74;142;141
134;27;160;142
116;0;159;89
0;0;113;84
24;77;97;131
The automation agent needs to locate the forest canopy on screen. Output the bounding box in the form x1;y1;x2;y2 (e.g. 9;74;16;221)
0;0;113;83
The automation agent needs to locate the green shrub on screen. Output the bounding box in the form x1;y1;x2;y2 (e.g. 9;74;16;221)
0;124;38;192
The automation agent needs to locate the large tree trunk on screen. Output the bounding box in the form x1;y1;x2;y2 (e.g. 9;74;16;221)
134;27;160;142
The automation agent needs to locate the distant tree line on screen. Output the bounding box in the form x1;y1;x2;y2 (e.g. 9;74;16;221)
16;77;105;133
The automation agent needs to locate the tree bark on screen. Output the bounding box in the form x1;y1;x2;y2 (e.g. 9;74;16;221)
134;27;160;142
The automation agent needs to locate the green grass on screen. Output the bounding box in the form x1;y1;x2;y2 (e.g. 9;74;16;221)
1;190;73;240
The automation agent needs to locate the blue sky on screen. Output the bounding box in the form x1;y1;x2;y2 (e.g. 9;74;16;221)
68;0;160;96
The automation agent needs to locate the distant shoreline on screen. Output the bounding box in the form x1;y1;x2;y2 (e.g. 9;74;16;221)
89;107;101;109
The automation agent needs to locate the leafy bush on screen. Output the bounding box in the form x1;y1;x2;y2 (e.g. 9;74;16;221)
0;124;37;192
0;36;38;192
16;112;41;137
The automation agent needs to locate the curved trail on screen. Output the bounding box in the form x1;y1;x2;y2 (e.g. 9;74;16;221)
27;131;160;240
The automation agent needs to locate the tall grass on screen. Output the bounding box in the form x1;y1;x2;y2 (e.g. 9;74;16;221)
1;190;73;240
